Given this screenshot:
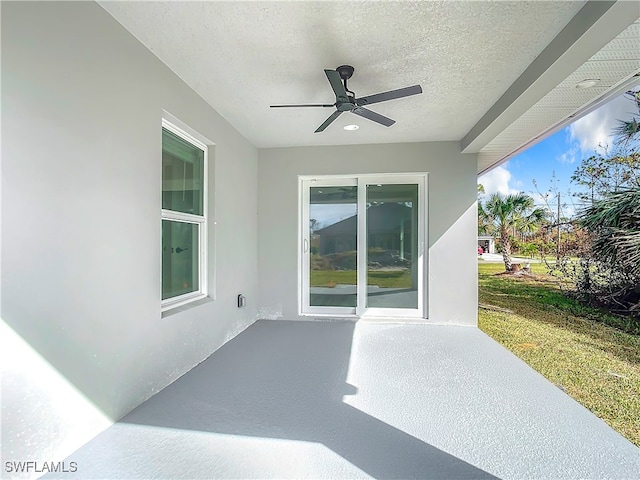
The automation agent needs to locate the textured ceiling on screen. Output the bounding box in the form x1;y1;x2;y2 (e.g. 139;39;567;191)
99;1;639;173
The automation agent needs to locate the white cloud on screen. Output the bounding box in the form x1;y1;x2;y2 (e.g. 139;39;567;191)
562;203;576;220
556;142;579;164
478;165;520;197
530;191;576;220
531;191;553;209
569;89;639;154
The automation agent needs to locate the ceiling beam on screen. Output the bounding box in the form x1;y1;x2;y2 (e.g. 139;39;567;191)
461;0;640;154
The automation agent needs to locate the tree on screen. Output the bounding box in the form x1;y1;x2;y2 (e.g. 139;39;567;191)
613;90;640;144
480;193;547;272
577;188;640;317
478;201;490;235
571;148;640;203
477;184;489;235
580;188;640;276
544;89;640;326
572;89;640;204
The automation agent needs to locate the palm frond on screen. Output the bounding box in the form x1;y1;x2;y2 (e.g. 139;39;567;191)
579;187;640;276
613;118;640;144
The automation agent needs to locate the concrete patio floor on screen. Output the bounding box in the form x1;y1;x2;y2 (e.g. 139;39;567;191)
48;320;639;479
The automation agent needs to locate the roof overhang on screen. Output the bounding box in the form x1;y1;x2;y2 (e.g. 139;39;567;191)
467;1;640;174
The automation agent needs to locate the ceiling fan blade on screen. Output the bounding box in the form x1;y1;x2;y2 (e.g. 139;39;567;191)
271;104;334;108
351;107;395;127
315;110;343;133
356;85;422;106
324;69;349;103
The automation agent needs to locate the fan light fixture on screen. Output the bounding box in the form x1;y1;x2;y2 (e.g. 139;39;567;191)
575;79;600;89
343;124;359;131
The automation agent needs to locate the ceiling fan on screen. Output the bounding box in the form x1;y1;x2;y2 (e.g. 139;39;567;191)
270;65;422;133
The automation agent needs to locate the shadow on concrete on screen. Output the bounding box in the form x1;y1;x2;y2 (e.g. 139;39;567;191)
113;320;497;479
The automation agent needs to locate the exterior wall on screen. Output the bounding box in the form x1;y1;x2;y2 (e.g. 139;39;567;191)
1;1;258;469
257;143;478;325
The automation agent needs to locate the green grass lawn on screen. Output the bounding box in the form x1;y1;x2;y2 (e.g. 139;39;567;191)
310;269;411;288
478;262;640;446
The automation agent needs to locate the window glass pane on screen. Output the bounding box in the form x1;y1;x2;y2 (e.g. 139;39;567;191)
309;186;358;307
162;220;199;300
366;183;418;309
162;128;204;216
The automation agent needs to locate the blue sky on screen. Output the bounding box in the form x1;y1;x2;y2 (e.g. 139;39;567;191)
479;87;639;217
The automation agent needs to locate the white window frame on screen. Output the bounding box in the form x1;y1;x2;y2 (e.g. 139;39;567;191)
161;119;209;312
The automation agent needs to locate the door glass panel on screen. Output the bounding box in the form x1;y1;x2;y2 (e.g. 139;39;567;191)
366;184;418;309
309;186;358;307
162;220;199;300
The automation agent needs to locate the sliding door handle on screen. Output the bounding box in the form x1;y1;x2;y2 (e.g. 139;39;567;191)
303;238;309;253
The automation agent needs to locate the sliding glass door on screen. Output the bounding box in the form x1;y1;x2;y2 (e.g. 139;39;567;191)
300;174;426;319
301;178;358;315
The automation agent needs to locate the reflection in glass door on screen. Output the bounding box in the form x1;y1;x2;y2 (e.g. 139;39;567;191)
365;183;419;310
309;185;358;308
301;175;426;318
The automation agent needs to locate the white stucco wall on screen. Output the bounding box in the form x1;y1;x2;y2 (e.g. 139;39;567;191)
1;1;258;472
257;143;478;325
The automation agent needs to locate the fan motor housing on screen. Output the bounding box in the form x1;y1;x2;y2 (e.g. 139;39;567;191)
337;100;355;111
337;65;354;80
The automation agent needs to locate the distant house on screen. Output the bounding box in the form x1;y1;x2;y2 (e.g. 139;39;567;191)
316;203;415;258
478;235;496;254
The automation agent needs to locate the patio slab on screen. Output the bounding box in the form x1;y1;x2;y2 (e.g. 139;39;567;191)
48;320;639;479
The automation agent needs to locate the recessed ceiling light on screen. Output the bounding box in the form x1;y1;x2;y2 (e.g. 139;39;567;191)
343;124;359;131
575;79;600;89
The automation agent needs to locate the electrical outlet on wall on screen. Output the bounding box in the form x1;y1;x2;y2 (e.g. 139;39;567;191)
237;294;246;308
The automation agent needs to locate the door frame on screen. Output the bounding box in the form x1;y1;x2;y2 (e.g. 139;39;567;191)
298;173;428;320
356;174;427;319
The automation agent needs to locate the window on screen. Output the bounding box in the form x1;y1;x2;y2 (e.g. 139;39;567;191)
161;120;208;310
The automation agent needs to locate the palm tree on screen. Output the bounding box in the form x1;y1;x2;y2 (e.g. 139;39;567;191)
613;90;640;144
480;193;547;272
579;187;640;277
478;201;490;235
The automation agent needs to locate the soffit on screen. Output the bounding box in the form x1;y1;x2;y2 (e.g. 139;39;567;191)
478;19;640;174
